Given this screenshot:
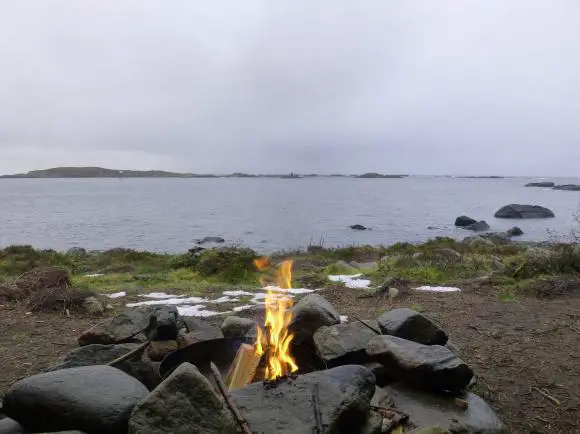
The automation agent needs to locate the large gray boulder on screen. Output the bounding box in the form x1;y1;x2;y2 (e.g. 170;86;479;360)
313;320;379;366
47;343;141;371
128;363;237;434
366;336;473;393
231;365;376;434
384;383;504;433
3;366;149;434
494;204;555;219
78;307;152;346
0;417;24;434
289;294;341;345
377;308;448;346
220;316;257;338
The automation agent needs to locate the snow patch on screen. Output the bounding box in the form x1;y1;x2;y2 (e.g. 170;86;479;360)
104;291;126;299
126;296;209;307
223;290;255;296
328;274;371;289
85;273;104;278
415;286;462;293
233;304;256;312
262;285;316;294
209;296;240;304
140;292;186;299
176;305;227;317
340;315;349;323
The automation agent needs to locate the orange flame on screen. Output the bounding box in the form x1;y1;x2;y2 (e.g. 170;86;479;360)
253;257;298;380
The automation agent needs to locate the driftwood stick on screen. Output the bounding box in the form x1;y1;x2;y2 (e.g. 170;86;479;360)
351;315;381;335
533;387;561;406
107;341;150;367
311;383;324;434
210;362;252;434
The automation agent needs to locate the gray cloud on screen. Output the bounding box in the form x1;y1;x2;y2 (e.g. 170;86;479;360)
1;1;579;175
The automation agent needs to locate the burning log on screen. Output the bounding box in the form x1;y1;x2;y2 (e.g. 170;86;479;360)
225;343;261;390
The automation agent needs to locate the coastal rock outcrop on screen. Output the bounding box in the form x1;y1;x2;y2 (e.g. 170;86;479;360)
494;204;555;219
525;182;555;187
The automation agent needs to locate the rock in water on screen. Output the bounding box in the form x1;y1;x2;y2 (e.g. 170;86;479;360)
47;343;141;371
553;184;580;191
377;308;448;346
525;182;555;188
454;216;477;227
231;365;376;434
128;363;237;434
3;366;148;434
506;226;524;237
494;204;555;219
313;320;380;366
350;224;368;230
195;236;226;245
384;383;504;433
78;307;152;346
366;336;473;393
290;294;341;345
220;316;257;338
464;220;490;232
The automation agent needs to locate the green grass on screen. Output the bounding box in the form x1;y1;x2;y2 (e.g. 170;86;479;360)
2;237;579;295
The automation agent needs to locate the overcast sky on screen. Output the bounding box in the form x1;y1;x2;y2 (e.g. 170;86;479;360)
1;1;579;176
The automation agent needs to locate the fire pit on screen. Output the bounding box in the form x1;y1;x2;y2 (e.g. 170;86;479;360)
159;257;324;389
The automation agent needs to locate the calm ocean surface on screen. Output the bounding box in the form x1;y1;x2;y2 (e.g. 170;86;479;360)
1;177;579;253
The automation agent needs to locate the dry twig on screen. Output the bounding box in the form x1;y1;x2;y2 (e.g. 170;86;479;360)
351;315;381;335
533;387;561;406
210;361;252;434
107;341;150;367
311;383;325;434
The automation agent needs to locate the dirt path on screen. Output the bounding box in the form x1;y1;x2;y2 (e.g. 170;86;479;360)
2;288;579;433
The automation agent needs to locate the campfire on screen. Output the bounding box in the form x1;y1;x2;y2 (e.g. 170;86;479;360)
225;257;299;389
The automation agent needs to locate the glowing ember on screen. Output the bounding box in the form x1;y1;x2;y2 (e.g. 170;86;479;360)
254;257;299;380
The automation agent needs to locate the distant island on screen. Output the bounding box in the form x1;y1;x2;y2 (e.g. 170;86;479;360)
354;172;407;179
0;167;217;179
0;167;410;179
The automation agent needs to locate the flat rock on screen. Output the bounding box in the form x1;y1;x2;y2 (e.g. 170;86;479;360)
3;365;149;434
181;317;224;342
128;363;237;434
384;383;504;433
464;220;490;232
78;307;152;346
366;336;473;393
290;294;341;345
231;365;376;434
377;308;448;345
220;316;257;338
47;343;141;371
454;216;477;227
494;204;555;219
313;320;379;366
